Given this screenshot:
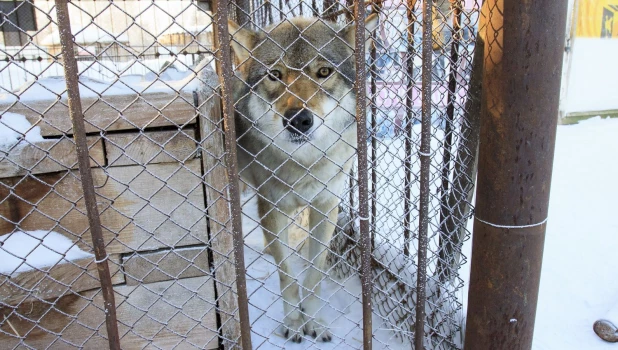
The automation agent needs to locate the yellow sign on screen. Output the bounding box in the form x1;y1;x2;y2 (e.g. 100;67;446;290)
576;0;618;38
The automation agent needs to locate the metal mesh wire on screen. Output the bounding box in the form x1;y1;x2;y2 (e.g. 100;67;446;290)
0;0;480;349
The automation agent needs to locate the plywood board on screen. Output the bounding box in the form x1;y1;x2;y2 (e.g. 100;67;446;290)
0;276;218;349
105;129;198;167
0;159;207;255
198;85;241;347
0;136;104;178
123;246;210;286
0;91;196;137
0;254;124;306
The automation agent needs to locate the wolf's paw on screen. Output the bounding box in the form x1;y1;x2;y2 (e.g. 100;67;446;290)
280;317;305;343
304;318;332;342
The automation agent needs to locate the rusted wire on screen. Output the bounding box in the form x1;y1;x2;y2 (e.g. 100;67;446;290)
213;0;253;348
414;0;433;347
353;0;373;348
437;0;463;282
54;1;120;349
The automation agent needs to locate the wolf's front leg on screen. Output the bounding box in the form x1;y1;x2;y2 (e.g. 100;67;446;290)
301;198;339;342
258;197;305;342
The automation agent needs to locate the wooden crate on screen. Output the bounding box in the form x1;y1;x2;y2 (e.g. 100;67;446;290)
0;91;218;349
1;276;218;350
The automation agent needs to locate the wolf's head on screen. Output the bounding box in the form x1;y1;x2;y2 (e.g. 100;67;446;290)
229;15;378;164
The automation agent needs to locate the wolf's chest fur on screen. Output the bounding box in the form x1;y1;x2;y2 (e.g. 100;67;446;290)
237;125;356;209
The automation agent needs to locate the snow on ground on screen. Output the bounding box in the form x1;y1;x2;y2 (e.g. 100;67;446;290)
530;117;618;349
0;230;93;275
564;39;618;113
0;112;44;148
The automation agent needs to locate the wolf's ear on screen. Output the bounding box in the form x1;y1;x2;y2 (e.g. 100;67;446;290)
341;13;379;52
228;20;258;64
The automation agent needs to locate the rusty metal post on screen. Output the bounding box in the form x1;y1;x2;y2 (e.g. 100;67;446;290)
403;0;418;258
437;0;462;282
464;0;567;348
213;0;253;348
353;0;372;348
54;1;120;349
369;0;382;250
234;0;250;27
414;0;433;347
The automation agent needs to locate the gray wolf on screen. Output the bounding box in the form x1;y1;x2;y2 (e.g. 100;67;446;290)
228;15;377;342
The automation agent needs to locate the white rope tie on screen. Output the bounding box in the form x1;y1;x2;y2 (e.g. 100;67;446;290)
94;254;109;264
358;215;370;221
474;216;548;229
418;150;431;157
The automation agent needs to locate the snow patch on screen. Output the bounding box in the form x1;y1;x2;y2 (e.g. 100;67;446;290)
0;112;44;148
41;26;129;46
0;230;93;275
564;39;618;113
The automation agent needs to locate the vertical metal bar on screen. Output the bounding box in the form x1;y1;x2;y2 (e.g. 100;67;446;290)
464;0;567;348
403;0;417;257
414;0;433;347
369;1;381;250
437;0;462;282
54;2;120;349
235;0;250;27
213;0;253;348
353;0;372;348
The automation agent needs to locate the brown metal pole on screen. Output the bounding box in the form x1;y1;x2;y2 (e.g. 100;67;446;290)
464;0;567;348
213;0;253;348
369;0;382;251
414;0;432;347
403;0;418;258
353;0;372;348
437;0;462;282
235;0;250;27
54;1;120;349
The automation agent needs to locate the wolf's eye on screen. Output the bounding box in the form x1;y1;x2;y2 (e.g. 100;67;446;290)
267;70;282;81
317;67;332;78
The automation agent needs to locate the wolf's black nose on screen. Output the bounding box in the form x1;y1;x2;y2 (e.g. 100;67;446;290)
283;109;313;134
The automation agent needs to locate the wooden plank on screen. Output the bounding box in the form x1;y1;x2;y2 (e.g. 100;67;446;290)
105;129;198;167
0;159;207;255
197;72;240;348
0;137;104;178
561;109;618;125
0;91;196;137
0;254;124;306
0;276;218;350
123;246;210;286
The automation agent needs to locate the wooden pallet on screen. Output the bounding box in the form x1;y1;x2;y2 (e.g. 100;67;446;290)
0;90;219;349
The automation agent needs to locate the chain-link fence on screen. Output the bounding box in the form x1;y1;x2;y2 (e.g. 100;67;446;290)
1;0;481;349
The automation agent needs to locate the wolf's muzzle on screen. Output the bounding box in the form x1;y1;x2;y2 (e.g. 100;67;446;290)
283;108;313;135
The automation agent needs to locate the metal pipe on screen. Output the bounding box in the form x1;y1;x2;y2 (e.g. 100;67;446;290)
54;1;120;349
353;0;372;348
414;0;433;347
464;0;567;348
234;0;250;27
213;0;253;348
403;0;418;258
437;0;462;282
369;0;382;251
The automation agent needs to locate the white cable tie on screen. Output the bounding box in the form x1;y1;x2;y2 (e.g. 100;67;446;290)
418;150;431;157
474;216;548;229
358;215;370;221
94;254;109;264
